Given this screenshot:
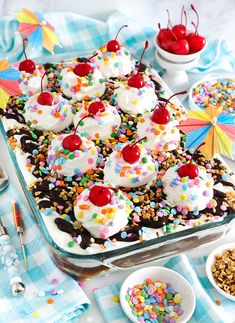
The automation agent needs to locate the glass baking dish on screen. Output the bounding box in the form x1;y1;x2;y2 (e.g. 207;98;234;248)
1;53;235;279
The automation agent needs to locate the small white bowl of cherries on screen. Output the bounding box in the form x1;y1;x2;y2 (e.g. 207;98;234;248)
155;4;206;64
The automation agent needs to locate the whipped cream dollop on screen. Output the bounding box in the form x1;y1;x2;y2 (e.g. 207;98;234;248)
162;165;214;212
114;80;158;116
60;64;106;101
23;92;74;131
13;63;48;96
104;142;158;187
47;133;98;176
137;112;180;151
73;100;121;140
91;45;135;78
74;184;133;239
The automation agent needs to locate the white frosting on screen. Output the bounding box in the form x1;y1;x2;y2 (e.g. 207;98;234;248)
60;65;105;101
13;63;48;96
162;165;214;212
73;101;121;140
1;116;24;130
47;133;98;176
23;92;74;131
137;112;180;151
92;45;135;78
104;142;158;187
74;185;133;238
114;81;158;116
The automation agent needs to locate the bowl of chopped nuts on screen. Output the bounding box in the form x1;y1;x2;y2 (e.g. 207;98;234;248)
206;243;235;301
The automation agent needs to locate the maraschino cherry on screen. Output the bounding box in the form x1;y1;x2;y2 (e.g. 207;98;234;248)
122;136;147;164
62;115;88;152
127;41;149;89
151;91;187;125
187;5;206;53
88;101;105;116
73;52;98;77
177;142;206;179
157;24;173;52
37;73;53;106
19;38;36;74
106;25;128;52
172;6;187;40
89;185;114;207
157;8;174;46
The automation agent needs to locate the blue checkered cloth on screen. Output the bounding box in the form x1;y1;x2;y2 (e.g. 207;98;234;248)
93;254;235;323
0;184;90;323
0;11;234;74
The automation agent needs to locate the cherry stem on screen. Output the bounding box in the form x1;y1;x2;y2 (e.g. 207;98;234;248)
22;38;28;60
158;23;161;31
40;73;47;93
166;9;173;29
164;91;187;108
191;21;198;35
87;52;98;61
191;4;199;33
180;6;184;27
190;142;205;164
74;114;90;134
137;40;149;72
130;136;147;148
114;24;128;40
184;10;187;29
169;28;178;41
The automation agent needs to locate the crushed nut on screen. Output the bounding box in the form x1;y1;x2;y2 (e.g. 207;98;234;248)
211;248;235;296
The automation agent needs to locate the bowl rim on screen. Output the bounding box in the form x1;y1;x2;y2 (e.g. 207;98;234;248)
119;265;196;323
205;242;235;301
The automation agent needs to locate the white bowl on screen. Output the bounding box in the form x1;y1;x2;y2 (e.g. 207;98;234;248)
188;74;235;111
120;266;196;323
154;39;206;64
206;242;235;301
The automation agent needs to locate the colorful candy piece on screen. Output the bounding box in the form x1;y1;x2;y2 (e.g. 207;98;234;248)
125;278;183;322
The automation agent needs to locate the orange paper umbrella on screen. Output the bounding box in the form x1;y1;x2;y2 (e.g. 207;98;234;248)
16;8;60;53
0;60;21;110
178;106;235;159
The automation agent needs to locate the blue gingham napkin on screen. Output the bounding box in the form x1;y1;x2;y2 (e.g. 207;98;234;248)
93;254;235;323
0;184;90;323
0;10;234;74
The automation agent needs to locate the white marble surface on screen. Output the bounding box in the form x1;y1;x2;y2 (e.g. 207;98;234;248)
0;0;235;48
0;1;235;322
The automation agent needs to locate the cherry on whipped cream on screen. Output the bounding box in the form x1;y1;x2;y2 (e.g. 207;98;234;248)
178;142;206;179
127;41;149;89
37;73;53;106
73;52;98;77
62;115;89;152
122;136;147;164
106;25;128;52
151;91;187;125
89;185;112;207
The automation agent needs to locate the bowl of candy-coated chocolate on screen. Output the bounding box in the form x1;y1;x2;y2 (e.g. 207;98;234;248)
119;266;195;323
